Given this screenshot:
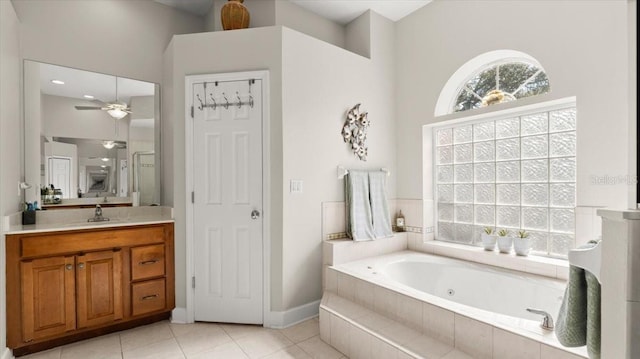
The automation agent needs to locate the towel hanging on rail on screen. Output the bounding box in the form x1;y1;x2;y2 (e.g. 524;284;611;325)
345;170;375;241
369;170;392;239
344;169;392;241
556;241;601;359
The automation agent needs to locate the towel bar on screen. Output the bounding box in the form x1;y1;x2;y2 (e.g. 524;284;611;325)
337;166;390;179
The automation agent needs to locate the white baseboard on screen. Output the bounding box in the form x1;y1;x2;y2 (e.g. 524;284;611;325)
1;347;13;359
264;299;320;329
171;307;188;324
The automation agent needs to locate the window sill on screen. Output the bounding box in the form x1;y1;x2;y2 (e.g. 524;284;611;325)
408;238;569;281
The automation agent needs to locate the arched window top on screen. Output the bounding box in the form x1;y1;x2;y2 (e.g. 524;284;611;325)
435;50;551;116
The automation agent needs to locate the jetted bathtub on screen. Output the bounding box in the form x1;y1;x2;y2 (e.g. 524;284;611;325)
329;250;587;358
380;254;565;322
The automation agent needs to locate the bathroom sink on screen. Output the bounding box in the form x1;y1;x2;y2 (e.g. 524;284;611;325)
87;218;111;223
61;219;125;227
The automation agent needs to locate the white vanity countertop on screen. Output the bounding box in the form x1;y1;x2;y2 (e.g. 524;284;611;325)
4;206;174;235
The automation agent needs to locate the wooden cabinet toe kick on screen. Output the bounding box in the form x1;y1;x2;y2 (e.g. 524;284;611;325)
6;223;175;356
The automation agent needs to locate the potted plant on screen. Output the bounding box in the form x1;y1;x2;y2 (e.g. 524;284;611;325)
481;227;497;251
496;229;512;253
514;230;531;256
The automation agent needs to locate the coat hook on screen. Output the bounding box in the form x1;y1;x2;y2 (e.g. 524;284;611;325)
222;92;229;109
236;92;242;108
209;93;217;110
196;94;204;110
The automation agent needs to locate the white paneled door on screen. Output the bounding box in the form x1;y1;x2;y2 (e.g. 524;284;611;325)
48;157;71;199
192;79;263;324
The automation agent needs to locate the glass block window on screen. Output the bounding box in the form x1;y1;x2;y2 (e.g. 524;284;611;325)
435;106;576;257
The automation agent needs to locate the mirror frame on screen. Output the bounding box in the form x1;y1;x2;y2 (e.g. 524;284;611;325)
22;60;162;207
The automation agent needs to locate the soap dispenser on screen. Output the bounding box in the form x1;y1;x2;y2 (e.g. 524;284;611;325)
396;210;405;232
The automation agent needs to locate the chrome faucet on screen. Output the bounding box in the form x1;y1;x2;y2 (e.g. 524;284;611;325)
88;204;110;222
526;308;554;330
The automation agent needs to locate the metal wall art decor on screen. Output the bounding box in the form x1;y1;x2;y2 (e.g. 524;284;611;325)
341;103;370;161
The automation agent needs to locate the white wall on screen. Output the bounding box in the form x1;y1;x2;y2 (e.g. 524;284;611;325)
395;0;635;211
275;0;345;49
345;11;371;58
280;13;396;309
12;0;204;84
0;1;21;355
165;19;396;314
163;27;283;310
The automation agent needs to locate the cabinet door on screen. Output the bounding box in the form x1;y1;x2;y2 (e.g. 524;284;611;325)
21;256;76;342
76;250;123;328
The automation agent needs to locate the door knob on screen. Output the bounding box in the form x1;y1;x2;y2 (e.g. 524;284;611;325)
65;264;73;271
78;263;85;269
251;209;260;219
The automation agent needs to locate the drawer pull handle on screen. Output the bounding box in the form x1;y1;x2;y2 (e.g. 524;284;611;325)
141;294;159;301
139;259;160;265
65;264;73;271
77;263;85;269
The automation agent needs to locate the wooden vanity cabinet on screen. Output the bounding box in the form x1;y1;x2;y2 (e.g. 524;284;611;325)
19;256;76;342
6;223;174;356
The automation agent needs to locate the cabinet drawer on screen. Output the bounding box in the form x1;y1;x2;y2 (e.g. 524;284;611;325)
21;226;166;258
131;279;166;316
131;245;165;281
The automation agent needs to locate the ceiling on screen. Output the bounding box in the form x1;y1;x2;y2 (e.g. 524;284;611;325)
37;62;155;104
153;0;431;25
289;0;431;24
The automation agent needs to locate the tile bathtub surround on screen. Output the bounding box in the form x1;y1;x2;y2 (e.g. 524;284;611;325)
323;232;408;266
20;318;339;359
321;199;426;240
323;268;587;358
322;232;407;291
320;293;480;359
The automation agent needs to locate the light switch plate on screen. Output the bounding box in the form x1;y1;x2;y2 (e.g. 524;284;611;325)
290;180;303;194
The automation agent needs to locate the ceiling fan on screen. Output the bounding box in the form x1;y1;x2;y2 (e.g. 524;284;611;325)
75;99;132;119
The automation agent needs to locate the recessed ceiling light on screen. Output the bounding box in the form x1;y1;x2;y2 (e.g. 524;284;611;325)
51;80;65;85
101;165;107;168
101;158;110;162
83;95;94;99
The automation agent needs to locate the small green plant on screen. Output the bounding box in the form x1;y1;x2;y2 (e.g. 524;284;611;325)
483;227;494;235
517;230;529;239
497;229;509;237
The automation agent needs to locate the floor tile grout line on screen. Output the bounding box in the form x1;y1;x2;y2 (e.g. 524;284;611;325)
118;332;124;359
219;324;252;359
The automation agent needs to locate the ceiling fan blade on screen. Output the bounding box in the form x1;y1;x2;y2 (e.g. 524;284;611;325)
75;106;104;110
91;99;110;106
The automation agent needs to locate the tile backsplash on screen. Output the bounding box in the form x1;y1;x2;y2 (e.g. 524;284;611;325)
322;199;426;240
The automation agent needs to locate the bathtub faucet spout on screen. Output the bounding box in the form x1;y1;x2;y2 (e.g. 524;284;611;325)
526;308;554;330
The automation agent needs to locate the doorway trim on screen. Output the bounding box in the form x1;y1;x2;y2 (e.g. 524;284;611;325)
184;70;271;325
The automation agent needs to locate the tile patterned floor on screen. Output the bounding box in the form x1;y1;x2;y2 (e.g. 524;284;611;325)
20;318;347;359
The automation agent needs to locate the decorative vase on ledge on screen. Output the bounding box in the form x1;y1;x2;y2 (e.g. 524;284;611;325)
221;0;250;30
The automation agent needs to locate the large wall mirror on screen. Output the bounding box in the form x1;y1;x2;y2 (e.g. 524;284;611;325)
23;60;161;208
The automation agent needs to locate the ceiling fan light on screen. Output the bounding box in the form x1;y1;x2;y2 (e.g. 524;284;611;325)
107;108;128;119
102;140;115;149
